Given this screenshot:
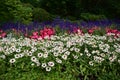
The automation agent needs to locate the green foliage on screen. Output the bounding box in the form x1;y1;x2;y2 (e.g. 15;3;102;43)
80;13;107;21
40;0;79;17
65;16;76;21
39;0;120;19
20;0;41;7
0;0;120;23
33;8;53;22
5;0;32;24
0;0;14;22
0;0;33;24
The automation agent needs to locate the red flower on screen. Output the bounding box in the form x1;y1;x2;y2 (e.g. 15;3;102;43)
73;28;83;35
111;29;118;33
29;27;55;40
0;30;3;33
32;31;38;36
1;32;6;38
24;33;28;37
88;29;94;34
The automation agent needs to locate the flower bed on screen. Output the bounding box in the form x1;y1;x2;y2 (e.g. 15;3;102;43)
0;27;120;80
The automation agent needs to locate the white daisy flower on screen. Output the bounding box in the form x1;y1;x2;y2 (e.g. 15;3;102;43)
46;67;51;71
41;48;46;51
45;43;50;47
64;51;70;56
12;47;16;52
9;58;16;63
24;50;29;53
48;61;55;67
118;60;120;64
53;52;59;57
4;52;10;55
31;49;35;53
14;54;20;59
62;55;67;60
84;48;88;53
109;57;114;62
38;53;43;58
100;53;105;57
41;63;47;68
0;55;6;59
36;62;40;66
89;61;94;66
19;53;24;58
70;48;74;51
9;50;13;54
74;48;80;52
43;54;48;58
92;45;97;48
27;52;33;56
73;55;78;59
19;43;24;47
56;58;62;64
31;56;37;62
86;53;91;57
58;49;64;54
92;51;96;55
16;48;21;53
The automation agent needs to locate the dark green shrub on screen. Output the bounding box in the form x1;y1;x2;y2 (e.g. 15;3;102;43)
80;13;107;21
7;0;32;24
33;8;53;22
65;16;76;21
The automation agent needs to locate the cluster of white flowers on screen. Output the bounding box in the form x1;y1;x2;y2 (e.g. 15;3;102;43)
0;33;120;71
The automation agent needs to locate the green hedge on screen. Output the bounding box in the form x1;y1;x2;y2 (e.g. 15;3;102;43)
33;8;54;22
80;13;107;21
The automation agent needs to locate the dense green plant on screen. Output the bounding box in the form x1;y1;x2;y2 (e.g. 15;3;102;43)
39;0;120;19
5;0;33;24
1;0;120;23
0;0;14;22
33;8;53;22
80;13;107;21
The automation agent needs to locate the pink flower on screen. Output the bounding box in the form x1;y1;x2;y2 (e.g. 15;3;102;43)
30;35;39;39
1;32;6;37
44;27;48;32
0;30;3;33
88;29;94;34
44;35;50;39
40;30;44;35
77;29;83;35
29;27;55;40
111;29;118;33
106;32;111;36
38;36;43;40
48;30;54;35
73;28;83;35
24;33;28;37
73;28;78;33
32;31;38;36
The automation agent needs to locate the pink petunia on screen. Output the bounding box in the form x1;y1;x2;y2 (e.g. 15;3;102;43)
1;32;6;37
88;29;94;34
32;31;38;36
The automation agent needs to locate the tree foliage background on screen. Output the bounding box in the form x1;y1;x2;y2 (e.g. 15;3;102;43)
0;0;120;23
